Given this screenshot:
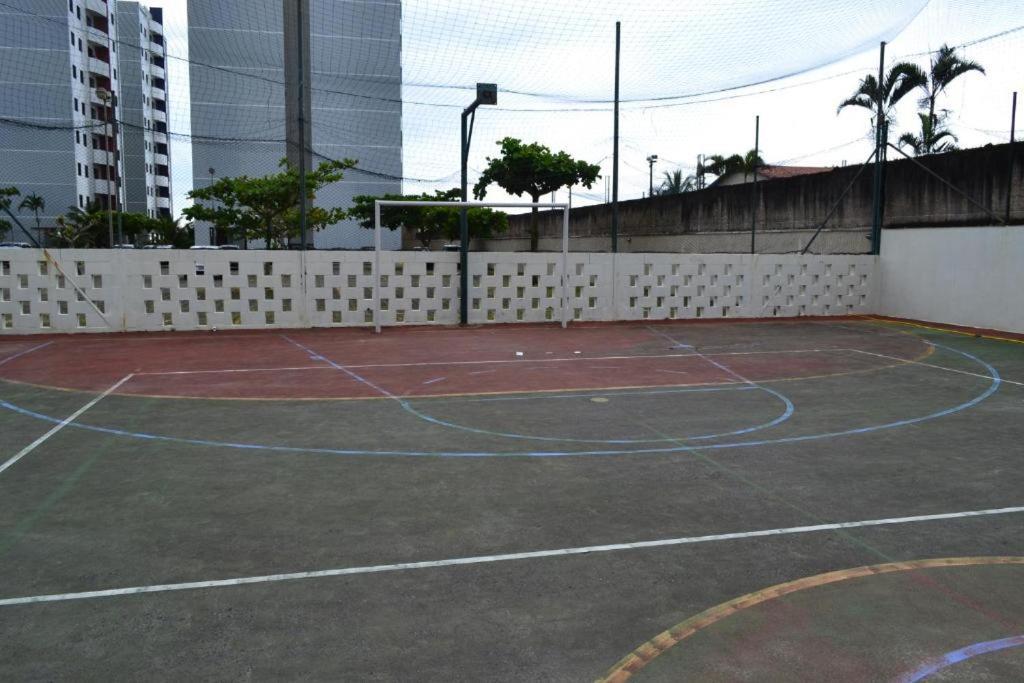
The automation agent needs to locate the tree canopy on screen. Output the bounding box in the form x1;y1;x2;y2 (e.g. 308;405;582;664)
473;137;600;251
0;186;20;240
349;188;508;248
183;158;353;248
704;150;764;178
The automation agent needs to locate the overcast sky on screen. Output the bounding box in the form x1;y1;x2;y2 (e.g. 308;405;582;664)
158;0;1022;216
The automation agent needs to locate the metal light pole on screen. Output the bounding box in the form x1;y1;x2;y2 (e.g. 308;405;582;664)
751;115;759;254
646;154;658;197
460;82;497;326
96;87;114;247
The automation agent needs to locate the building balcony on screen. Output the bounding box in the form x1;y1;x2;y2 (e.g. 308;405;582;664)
156;196;171;209
149;64;165;80
151;87;165;101
152;131;168;144
153;152;169;166
92;178;115;196
154;174;170;187
152;108;166;123
88;57;111;77
85;0;108;15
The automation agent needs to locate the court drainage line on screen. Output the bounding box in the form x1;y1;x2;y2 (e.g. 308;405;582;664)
849;348;1024;387
0;374;134;477
1;506;1022;608
0;341;53;367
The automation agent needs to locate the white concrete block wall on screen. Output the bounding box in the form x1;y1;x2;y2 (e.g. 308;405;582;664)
880;227;1024;333
1;249;877;334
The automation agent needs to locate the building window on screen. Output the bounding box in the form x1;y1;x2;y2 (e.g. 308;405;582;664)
72;65;77;78
77;162;82;176
79;195;84;208
70;30;74;45
78;38;82;51
84;166;89;178
73;97;78;110
76;7;80;20
76;130;80;143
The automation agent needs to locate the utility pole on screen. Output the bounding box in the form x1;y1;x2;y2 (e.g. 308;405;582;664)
750;116;759;254
611;21;621;253
284;0;312;249
1008;91;1017;223
870;41;886;255
97;87;114;247
646;154;658;197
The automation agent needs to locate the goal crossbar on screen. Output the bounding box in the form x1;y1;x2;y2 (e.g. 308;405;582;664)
373;200;571;333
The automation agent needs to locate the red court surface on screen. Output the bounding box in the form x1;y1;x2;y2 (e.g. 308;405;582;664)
0;319;930;400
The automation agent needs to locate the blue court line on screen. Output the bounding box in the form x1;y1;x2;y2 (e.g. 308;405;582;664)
899;634;1024;682
0;343;1001;458
401;385;794;444
284;333;794;445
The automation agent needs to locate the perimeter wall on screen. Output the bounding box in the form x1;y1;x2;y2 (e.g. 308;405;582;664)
1;250;876;333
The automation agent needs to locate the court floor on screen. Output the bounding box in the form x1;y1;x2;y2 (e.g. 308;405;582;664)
1;317;1022;680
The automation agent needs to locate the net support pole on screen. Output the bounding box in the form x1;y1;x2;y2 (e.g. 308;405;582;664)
1008;91;1017;224
561;206;569;329
750;114;759;254
870;41;886;256
373;200;382;334
611;20;621;253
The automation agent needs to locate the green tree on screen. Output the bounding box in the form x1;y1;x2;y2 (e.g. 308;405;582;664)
704;150;764;178
473;138;600;252
910;45;985;155
18;193;45;243
837;62;927;136
151;215;194;248
0;186;20;241
183;158;353;248
898;112;958;155
349;188;508;248
657;169;696;195
54;201;106;247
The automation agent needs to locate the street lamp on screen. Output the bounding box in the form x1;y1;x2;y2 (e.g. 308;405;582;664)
95;87;115;247
459;82;497;325
646;154;658;197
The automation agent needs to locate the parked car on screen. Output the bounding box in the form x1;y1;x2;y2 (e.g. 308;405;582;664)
142;244;174;249
0;242;32;248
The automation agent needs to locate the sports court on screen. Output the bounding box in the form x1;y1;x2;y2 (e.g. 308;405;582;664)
1;317;1023;680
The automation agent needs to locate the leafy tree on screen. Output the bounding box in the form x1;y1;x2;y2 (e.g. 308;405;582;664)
473;138;600;251
898;113;959;155
54;201;106;247
837;62;927;136
183;158;353;248
657;169;696;195
0;186;20;241
349;188;508;248
150;215;193;248
18;193;45;238
704;150;764;178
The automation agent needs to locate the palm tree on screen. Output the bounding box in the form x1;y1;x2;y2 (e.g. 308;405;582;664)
18;193;45;244
704;150;764;178
657;169;696;195
917;45;985;135
0;186;18;240
837;62;927;135
54;202;105;248
898;113;959;155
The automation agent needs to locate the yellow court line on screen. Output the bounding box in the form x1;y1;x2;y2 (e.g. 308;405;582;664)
866;316;1024;345
597;556;1024;683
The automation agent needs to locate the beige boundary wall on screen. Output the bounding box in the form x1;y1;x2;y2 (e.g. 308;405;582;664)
879;226;1024;334
1;249;877;334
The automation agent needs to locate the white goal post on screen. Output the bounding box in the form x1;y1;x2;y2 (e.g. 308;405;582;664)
373;200;571;333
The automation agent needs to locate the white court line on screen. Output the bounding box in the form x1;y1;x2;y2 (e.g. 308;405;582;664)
134;365;331;377
133;348;845;376
0;374;134;477
0;341;53;368
1;505;1022;608
850;349;1024;387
